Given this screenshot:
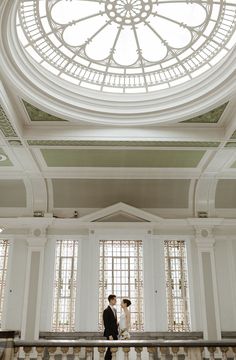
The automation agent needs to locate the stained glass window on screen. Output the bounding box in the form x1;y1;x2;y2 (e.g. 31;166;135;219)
16;0;236;93
0;240;9;329
52;240;78;331
164;240;190;332
99;240;143;331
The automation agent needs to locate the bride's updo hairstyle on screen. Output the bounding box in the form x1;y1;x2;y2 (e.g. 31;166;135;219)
123;299;131;307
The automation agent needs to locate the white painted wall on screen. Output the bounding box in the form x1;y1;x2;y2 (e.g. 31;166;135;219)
1;221;236;338
215;238;236;330
4;238;28;330
187;238;203;331
151;237;168;331
40;237;56;331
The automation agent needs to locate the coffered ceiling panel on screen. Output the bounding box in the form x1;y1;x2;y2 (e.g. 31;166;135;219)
52;179;191;209
0;180;26;207
41;149;205;168
215;180;236;208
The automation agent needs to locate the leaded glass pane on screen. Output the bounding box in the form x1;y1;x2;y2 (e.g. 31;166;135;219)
164;240;190;332
52;240;78;332
99;240;143;331
17;0;236;93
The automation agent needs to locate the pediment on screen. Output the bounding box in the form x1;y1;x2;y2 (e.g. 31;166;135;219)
95;211;149;222
78;202;162;223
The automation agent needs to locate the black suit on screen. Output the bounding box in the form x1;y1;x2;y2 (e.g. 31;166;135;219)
103;306;118;360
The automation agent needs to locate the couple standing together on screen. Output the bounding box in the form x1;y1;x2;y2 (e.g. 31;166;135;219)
103;294;131;360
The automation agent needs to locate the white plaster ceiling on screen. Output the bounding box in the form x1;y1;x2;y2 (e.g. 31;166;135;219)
0;0;236;220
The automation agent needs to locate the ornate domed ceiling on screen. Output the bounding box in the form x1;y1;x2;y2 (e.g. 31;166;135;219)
1;0;236;124
16;0;236;94
1;0;236;220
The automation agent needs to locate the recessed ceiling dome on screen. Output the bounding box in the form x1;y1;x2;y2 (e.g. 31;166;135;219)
16;0;236;94
1;0;236;125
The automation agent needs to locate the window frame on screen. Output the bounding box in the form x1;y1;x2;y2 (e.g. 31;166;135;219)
99;239;144;332
164;239;191;332
52;239;79;332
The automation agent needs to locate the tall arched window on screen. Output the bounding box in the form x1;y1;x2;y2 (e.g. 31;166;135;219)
164;240;190;332
52;240;78;331
0;240;9;329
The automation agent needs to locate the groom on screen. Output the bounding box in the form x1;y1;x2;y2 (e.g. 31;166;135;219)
103;294;118;360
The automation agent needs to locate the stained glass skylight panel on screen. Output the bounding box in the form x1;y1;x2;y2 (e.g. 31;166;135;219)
17;0;236;93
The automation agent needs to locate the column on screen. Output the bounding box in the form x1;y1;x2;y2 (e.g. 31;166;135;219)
21;229;47;340
151;235;168;331
143;231;158;331
195;226;221;340
77;229;99;331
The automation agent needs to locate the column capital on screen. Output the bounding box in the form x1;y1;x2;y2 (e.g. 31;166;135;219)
26;231;47;247
193;226;216;248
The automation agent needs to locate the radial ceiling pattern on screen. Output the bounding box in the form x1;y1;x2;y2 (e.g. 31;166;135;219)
17;0;236;93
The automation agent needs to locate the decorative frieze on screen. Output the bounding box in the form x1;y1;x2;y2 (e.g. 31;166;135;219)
0;105;17;137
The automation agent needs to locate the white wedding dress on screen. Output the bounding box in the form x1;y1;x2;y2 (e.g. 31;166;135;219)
119;312;130;339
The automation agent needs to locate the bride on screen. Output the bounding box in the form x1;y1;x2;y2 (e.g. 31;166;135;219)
119;299;131;339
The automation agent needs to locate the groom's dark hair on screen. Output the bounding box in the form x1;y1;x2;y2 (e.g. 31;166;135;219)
108;294;116;302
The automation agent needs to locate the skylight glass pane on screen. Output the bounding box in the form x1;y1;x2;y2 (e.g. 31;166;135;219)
17;0;236;93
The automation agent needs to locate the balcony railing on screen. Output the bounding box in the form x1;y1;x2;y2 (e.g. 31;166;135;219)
9;339;236;360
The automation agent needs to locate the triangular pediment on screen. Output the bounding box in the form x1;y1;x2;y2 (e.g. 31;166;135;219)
95;211;149;222
78;202;162;223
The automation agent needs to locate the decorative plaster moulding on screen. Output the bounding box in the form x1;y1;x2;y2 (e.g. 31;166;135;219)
187;218;224;227
1;0;236;125
0;154;7;162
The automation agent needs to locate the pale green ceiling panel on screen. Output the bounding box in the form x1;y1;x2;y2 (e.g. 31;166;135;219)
23;101;67;122
52;179;191;209
0;180;27;207
225;142;236;148
182;103;228;123
0;148;13;166
41;149;205;168
215;180;236;208
231;159;236;167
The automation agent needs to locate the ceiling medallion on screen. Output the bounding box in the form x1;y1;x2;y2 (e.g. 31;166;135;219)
106;0;153;24
16;0;236;93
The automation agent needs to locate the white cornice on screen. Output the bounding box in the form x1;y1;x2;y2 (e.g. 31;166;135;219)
1;214;236;231
23;125;224;141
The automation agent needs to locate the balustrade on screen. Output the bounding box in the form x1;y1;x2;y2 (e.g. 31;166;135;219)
9;340;236;360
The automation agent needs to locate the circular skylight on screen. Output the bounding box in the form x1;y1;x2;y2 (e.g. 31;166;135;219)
16;0;236;93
